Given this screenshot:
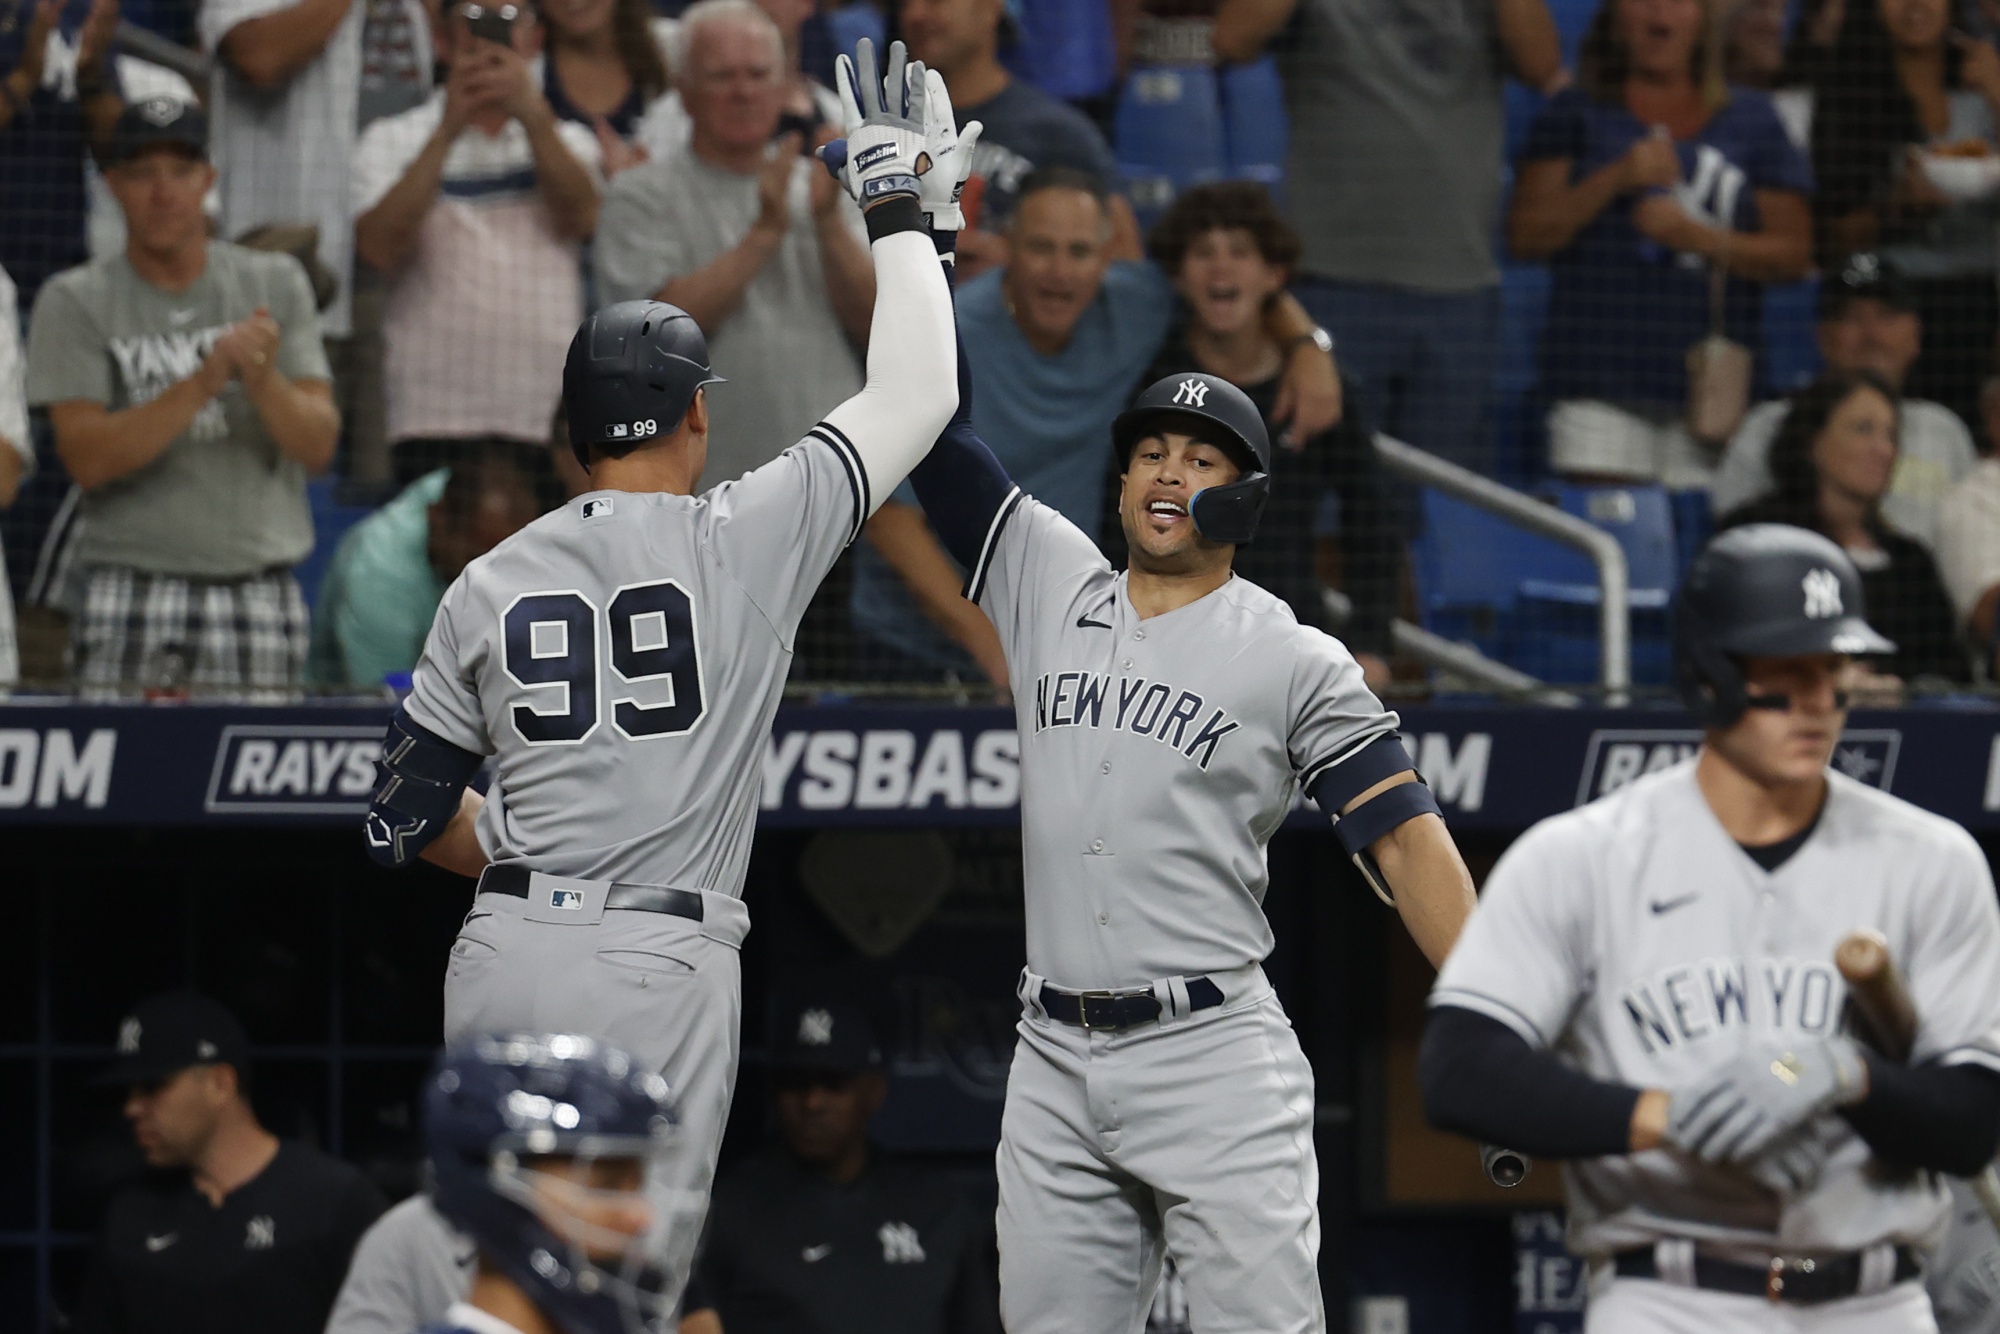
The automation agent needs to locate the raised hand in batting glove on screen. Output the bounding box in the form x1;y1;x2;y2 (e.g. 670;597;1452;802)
915;68;981;234
1665;1037;1867;1166
816;38;931;213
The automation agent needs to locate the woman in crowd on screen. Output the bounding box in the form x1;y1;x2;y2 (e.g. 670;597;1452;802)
1720;368;1968;685
1810;0;2000;429
1510;0;1813;487
1134;182;1399;690
538;0;672;174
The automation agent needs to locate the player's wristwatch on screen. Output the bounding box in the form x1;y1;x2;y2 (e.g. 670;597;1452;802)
1287;327;1335;357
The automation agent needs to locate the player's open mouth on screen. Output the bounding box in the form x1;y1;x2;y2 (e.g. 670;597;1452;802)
1145;499;1188;531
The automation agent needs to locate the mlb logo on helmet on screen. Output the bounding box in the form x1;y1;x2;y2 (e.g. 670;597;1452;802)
608;423;630;439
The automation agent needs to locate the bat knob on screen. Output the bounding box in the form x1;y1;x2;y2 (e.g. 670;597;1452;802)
1481;1143;1531;1188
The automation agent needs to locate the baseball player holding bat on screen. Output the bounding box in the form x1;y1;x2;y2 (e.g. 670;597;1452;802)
891;225;1479;1329
1421;524;2000;1331
359;37;969;1307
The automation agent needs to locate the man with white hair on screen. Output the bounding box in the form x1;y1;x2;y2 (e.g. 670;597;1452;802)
594;0;875;491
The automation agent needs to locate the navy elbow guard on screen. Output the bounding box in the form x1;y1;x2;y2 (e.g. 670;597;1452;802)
1329;778;1441;908
364;707;484;868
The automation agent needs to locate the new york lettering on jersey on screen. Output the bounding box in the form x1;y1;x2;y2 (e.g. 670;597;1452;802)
972;495;1398;989
1434;760;2000;1257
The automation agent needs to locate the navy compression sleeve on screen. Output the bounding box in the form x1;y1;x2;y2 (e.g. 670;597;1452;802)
1842;1052;2000;1175
903;243;1019;579
1420;1005;1642;1159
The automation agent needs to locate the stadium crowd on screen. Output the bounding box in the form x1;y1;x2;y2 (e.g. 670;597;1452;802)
5;0;2000;700
11;0;2000;1331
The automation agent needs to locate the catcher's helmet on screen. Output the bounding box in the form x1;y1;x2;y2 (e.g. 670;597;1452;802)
425;1034;676;1334
1112;372;1272;545
1673;524;1894;727
562;301;723;470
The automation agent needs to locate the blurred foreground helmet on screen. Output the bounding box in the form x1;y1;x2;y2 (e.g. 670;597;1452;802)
425;1033;676;1334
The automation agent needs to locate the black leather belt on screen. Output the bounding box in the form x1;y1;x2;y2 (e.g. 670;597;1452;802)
478;864;704;923
1038;977;1224;1031
1613;1244;1922;1305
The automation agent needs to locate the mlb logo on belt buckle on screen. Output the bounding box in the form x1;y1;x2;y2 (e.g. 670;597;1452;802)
550;889;584;910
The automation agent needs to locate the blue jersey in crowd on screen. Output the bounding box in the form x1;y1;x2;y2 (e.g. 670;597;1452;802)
957;78;1124;230
1524;85;1813;411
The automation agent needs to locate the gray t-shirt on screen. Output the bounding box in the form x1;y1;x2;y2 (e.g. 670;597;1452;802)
1432;761;2000;1260
403;427;867;890
1278;0;1507;291
593;145;865;493
24;242;330;577
974;497;1399;989
324;1196;471;1334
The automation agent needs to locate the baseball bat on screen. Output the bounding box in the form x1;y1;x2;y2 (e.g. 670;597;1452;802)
1480;1142;1531;1188
1835;928;2000;1231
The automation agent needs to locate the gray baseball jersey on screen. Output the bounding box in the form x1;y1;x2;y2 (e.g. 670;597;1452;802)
972;496;1400;989
402;428;868;891
1432;760;2000;1258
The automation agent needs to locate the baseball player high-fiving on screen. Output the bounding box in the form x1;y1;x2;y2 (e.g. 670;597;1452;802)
358;39;970;1306
900;259;1479;1329
1423;525;2000;1333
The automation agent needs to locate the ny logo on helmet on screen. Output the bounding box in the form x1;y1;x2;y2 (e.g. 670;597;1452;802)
1173;379;1208;408
798;1008;834;1046
1802;568;1843;619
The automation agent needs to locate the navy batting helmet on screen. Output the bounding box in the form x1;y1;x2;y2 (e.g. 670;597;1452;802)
425;1034;677;1334
1112;372;1272;545
562;302;723;471
1674;524;1894;727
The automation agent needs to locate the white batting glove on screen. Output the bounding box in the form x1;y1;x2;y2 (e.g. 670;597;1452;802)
820;38;929;211
916;68;981;233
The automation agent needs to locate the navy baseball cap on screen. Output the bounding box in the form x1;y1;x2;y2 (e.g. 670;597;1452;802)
105;96;209;167
95;992;250;1087
1819;253;1915;319
769;998;884;1075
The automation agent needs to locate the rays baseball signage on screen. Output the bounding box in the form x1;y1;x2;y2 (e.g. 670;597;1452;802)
0;703;1991;829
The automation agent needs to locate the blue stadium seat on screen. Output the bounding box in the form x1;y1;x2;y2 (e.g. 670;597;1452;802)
1669;488;1714;579
1006;0;1117;101
1219;57;1288;193
1516;484;1678;683
1114;64;1227;228
295;477;379;615
1762;276;1823;394
1414;486;1682;685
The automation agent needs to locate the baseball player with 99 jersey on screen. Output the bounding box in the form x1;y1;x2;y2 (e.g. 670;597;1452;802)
1421;524;2000;1332
359;38;970;1308
896;253;1480;1329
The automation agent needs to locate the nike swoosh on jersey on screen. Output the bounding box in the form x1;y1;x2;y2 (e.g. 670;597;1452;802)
145;1233;178;1251
1076;614;1112;630
167;309;197;325
1649;894;1699;915
801;1243;833;1263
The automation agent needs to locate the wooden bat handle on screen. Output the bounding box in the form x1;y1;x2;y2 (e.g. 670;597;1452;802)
1836;928;1917;1064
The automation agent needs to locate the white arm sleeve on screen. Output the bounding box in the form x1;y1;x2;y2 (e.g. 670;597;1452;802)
819;229;958;514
